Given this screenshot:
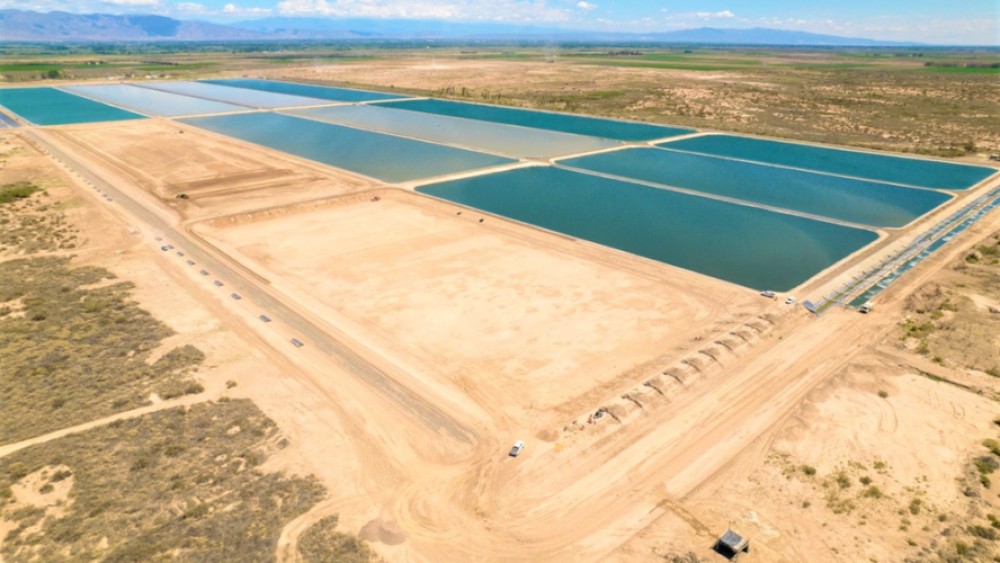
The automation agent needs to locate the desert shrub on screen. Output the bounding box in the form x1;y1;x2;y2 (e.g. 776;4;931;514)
836;472;852;489
984;439;1000;457
298;515;376;563
968;525;998;541
801;465;817;476
0;400;325;561
0;181;38;204
975;456;999;475
862;486;884;499
0;257;205;442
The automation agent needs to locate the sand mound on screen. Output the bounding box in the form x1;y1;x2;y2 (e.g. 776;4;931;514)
535;428;559;442
359;518;407;545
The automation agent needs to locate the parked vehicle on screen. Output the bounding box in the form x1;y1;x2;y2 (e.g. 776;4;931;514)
509;440;525;457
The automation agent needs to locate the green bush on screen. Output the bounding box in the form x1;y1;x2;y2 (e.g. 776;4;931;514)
0;181;38;205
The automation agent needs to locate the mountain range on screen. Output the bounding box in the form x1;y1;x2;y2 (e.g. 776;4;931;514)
0;9;917;45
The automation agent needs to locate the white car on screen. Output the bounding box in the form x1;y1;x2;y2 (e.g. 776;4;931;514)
509;440;525;457
785;296;797;305
760;290;775;299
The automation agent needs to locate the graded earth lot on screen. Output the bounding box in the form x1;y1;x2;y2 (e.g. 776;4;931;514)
47;119;378;219
195;191;754;418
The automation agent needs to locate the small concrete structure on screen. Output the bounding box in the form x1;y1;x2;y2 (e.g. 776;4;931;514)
714;529;750;561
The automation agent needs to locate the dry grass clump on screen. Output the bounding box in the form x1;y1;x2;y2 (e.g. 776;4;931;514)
0;399;324;562
0;257;204;443
902;237;1000;374
0;183;80;255
0;181;38;204
298;515;377;563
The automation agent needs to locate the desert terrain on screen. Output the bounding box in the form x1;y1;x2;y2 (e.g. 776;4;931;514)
1;52;999;563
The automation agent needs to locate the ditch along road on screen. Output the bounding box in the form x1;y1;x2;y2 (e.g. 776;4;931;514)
20;126;477;448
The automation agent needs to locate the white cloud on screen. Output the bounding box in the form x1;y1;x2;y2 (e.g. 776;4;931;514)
275;0;572;22
219;2;274;17
692;10;734;19
576;1;596;11
175;1;205;12
102;0;160;6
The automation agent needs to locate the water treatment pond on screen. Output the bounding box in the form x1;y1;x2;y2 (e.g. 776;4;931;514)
289;104;618;159
182;112;515;183
561;147;951;228
660;134;997;190
203;79;408;103
0;88;143;126
64;84;248;117
138;81;329;109
418;166;878;291
375;98;694;142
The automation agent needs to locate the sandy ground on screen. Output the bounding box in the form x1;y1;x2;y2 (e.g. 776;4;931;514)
4;75;1000;561
47;119;378;220
194;191;753;420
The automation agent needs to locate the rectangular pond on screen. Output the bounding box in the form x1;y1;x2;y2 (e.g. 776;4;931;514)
136;81;329;109
417;166;878;291
202;78;408;103
0;87;143;126
181;112;515;183
659;134;997;190
287;104;619;159
561;147;951;228
374;98;694;142
63;84;248;117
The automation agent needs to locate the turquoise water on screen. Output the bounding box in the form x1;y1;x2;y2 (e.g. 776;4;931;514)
288;104;618;158
182;112;515;183
0;87;143;126
375;98;694;142
64;84;248;117
561;148;951;228
138;81;327;109
660;134;997;190
203;78;407;103
418;166;878;290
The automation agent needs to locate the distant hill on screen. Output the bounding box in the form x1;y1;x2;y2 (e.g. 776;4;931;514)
0;9;918;45
0;9;262;41
640;27;915;46
233;19;915;46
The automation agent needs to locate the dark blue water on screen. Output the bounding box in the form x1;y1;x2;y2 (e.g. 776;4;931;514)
0;88;143;126
561;147;951;228
660;134;996;190
202;79;408;103
418;166;878;291
374;98;694;142
181;112;514;183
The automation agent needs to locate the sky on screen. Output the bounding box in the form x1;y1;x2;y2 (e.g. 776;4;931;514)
4;0;999;44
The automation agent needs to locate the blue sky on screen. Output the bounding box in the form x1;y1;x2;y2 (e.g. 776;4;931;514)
5;0;999;44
